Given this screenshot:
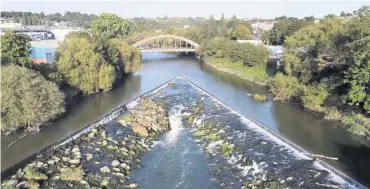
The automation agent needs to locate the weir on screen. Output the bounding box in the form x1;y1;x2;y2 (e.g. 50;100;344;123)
1;77;367;189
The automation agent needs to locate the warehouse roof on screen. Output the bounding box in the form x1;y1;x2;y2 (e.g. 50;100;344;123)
31;40;60;48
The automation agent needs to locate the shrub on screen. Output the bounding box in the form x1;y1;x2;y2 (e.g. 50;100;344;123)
220;143;234;157
302;84;328;112
342;114;370;136
270;73;302;101
323;107;342;120
24;167;48;180
253;94;267;101
60;166;84;181
1;65;65;134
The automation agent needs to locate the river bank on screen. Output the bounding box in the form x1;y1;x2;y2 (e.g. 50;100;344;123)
204;57;370;140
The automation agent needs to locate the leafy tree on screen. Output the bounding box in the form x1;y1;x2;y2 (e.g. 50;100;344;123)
340;11;346;17
106;39;142;74
302;84;329;112
174;27;203;43
1;65;65;134
344;6;370;112
346;13;353;17
232;24;252;40
304;16;315;22
1;30;33;67
270;73;302;101
269;18;312;45
91;13;130;43
56;37;115;94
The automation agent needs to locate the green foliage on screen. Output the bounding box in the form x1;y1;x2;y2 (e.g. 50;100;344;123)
302;84;329;112
199;38;269;68
253;94;267;101
24;167;48;180
342;114;370;136
268;18;312;45
91;13;130;43
1;30;33;67
1;65;65;134
28;180;40;189
56;37;115;94
107;39;142;73
232;24;252;40
270;73;302;101
174;27;203;43
324;107;342;120
220;143;234;157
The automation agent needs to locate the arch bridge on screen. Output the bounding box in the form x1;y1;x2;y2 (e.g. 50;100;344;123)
133;35;199;53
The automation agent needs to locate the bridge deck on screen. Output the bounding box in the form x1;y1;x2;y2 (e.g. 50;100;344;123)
139;48;196;53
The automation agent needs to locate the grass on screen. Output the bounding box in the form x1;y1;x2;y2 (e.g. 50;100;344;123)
60;166;84;181
253;94;267;101
24;167;47;180
207;58;272;86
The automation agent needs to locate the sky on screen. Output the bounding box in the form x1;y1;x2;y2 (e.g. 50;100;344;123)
1;1;370;19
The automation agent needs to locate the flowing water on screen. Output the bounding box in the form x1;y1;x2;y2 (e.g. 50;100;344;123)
2;53;370;187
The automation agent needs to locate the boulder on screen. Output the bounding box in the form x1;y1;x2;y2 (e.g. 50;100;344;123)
100;166;110;173
132;125;148;137
111;160;120;167
125;183;139;188
101;178;110;187
68;159;80;165
47;160;55;165
86;154;93;161
71;147;80;153
3;179;18;188
16;181;28;188
112;168;121;172
112;172;125;179
120;163;128;169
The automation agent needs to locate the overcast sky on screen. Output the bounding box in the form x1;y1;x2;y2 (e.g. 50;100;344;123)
2;1;370;19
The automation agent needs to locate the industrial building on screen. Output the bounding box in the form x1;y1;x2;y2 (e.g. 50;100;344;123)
30;40;59;64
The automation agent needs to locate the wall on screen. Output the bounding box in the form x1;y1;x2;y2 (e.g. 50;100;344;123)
30;47;56;64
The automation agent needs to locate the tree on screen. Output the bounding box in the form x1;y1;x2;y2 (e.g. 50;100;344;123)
269;18;312;45
1;30;33;68
270;73;302;101
91;13;130;43
304;16;315;22
56;37;116;94
232;24;252;40
344;6;370;112
106;39;142;74
340;11;346;17
1;65;65;134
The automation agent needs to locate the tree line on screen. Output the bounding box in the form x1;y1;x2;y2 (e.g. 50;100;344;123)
1;13;141;135
1;11;98;28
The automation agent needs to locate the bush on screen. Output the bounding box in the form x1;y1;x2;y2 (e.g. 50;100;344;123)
270;73;302;101
323;107;342;120
24;167;48;180
1;65;65;134
253;94;267;101
106;39;142;73
56;37;116;94
302;84;328;112
342;114;370;136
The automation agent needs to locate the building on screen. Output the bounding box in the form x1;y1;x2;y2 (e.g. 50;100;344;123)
30;40;59;64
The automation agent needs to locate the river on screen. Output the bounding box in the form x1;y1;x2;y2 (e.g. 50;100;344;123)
2;53;370;186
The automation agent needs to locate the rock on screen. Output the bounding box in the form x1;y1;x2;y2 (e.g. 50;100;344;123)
120;163;128;169
132;125;148;137
286;177;293;182
280;180;285;184
47;160;55;165
16;181;28;188
102;140;108;146
53;175;61;180
112;168;121;172
86;154;93;161
112;172;125;179
71;147;80;153
111;160;120;167
27;162;36;167
95;148;101;152
101;177;110;187
62;157;70;162
3;179;18;188
87;132;95;138
80;180;89;185
68;159;80;165
92;128;98;133
126;183;139;188
100;166;111;173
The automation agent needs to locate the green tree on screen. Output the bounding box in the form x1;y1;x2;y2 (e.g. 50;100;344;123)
270;73;302;101
106;39;142;74
302;84;329;112
340;11;346;17
56;37;116;94
232;24;252;40
91;13;130;43
1;65;65;134
1;30;33;67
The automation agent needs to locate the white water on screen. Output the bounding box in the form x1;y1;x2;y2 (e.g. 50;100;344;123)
164;105;185;146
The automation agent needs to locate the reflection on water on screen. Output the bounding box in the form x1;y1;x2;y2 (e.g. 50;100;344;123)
2;53;370;186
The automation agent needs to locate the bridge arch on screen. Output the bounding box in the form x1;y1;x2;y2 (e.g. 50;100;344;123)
133;35;199;53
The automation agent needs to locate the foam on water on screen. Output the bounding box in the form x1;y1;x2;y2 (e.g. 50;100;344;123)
164;105;185;146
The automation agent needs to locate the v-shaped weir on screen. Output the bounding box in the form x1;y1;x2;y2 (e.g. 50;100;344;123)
1;77;366;189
